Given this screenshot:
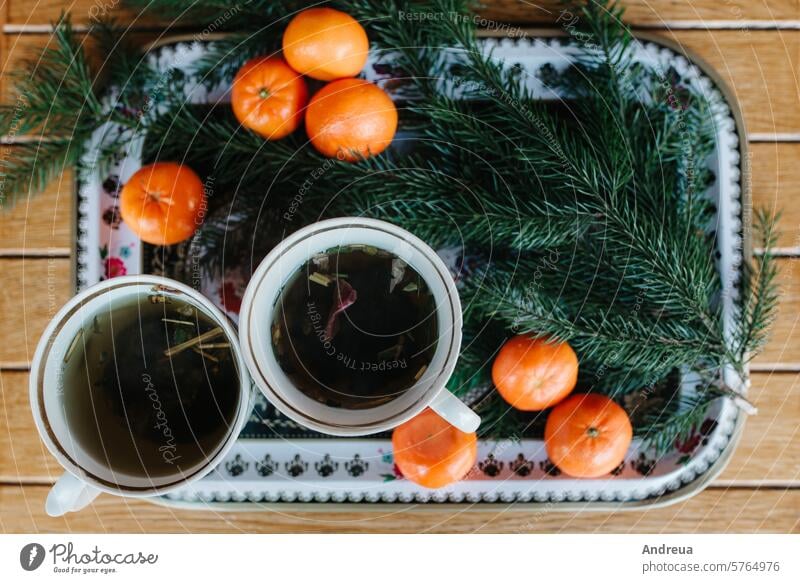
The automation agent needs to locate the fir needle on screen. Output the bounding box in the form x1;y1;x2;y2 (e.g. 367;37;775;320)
162;318;194;326
734;397;758;416
309;272;332;287
192;346;219;363
164;327;223;357
414;365;427;381
63;327;84;363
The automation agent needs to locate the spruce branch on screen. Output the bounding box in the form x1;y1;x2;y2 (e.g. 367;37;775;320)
446;316;508;400
89;18;157;107
192;30;278;89
0;138;78;207
325;155;587;250
472;390;541;440
0;16;104;137
142;102;312;191
464;263;714;376
635;387;723;456
0;15;114;209
734;209;780;364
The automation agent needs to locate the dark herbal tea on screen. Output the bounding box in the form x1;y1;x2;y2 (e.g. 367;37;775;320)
272;245;439;409
61;292;239;479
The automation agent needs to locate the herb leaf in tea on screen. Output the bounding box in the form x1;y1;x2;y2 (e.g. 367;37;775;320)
272;245;438;409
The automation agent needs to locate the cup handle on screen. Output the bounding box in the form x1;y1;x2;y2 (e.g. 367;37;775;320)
46;472;101;517
430;390;481;433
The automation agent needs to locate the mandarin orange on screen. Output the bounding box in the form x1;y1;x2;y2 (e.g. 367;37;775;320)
282;7;369;81
392;408;477;489
119;162;206;245
305;78;397;161
231;56;308;139
544;393;633;478
492;335;578;411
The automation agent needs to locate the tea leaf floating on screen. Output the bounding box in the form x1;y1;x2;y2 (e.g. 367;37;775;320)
62;327;84;363
272;245;438;409
324;279;358;341
309;272;332;287
161;318;194;327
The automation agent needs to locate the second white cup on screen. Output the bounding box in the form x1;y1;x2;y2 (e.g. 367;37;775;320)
239;217;480;436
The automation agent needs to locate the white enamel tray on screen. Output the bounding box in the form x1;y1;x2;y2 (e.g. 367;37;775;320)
74;31;749;510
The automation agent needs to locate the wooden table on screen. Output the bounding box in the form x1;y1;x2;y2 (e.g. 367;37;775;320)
0;1;798;533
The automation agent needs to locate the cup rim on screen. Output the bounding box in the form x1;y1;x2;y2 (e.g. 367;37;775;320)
28;274;252;497
239;217;463;436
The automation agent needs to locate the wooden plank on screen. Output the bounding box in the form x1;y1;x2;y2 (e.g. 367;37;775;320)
718;372;800;483
0;0;8;114
664;30;800;136
0;160;73;254
756;257;800;364
0;31;85;103
0;371;62;482
0;484;797;533
2;369;796;483
5;0;161;29
0;258;71;366
0;31;160;103
479;0;800;27
5;1;799;28
750;143;800;249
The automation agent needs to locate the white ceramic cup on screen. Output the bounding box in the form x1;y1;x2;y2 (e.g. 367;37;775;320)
239;217;480;436
29;275;252;516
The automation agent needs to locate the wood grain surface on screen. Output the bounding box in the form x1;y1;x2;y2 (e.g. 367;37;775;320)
0;160;73;256
0;259;71;367
1;485;798;533
0;0;798;533
4;0;799;28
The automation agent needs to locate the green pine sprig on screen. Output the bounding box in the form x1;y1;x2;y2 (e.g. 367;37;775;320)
735;209;781;363
0;15;106;209
634;386;723;456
